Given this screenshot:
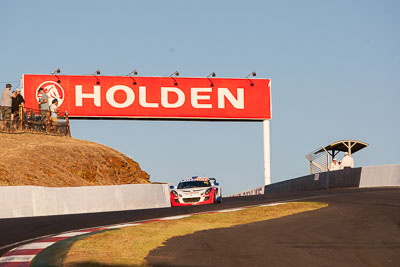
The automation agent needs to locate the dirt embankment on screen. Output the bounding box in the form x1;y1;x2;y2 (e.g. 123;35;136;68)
0;133;150;187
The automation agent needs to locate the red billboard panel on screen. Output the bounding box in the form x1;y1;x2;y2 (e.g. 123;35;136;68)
22;74;271;120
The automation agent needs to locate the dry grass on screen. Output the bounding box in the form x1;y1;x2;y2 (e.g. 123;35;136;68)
0;133;150;187
62;202;327;266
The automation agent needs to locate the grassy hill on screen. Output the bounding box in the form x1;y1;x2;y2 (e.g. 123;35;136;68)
0;133;150;187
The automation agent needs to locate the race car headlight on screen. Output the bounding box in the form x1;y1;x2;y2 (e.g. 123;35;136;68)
205;188;212;195
171;190;178;197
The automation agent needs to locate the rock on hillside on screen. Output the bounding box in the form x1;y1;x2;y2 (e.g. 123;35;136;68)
0;133;150;187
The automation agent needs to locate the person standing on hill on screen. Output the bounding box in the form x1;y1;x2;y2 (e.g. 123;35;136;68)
11;88;25;120
1;83;13;121
11;90;17;121
38;87;49;122
49;98;59;129
341;152;354;169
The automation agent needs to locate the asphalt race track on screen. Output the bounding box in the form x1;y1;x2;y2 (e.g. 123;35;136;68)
0;188;333;256
1;187;399;266
146;187;400;267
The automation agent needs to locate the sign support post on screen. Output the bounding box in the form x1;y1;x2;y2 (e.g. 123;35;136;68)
263;119;271;186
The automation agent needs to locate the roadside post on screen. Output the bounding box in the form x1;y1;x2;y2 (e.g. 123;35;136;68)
46;110;50;133
65;112;71;137
18;104;23;130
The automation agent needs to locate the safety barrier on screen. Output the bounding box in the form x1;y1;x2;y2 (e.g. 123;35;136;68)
359;164;400;188
0;184;171;219
264;164;400;194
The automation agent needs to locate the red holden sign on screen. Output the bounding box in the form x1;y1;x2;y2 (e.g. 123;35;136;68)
22;74;271;120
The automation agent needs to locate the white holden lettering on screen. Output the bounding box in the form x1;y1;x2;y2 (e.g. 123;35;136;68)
75;85;101;107
191;88;212;109
74;85;245;110
161;87;185;108
139;86;159;108
106;85;135;108
218;88;244;109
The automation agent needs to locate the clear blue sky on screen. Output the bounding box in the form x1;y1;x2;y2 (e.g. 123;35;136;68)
1;1;399;195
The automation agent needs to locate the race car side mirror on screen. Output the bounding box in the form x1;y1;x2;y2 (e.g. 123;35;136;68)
215;183;219;186
169;185;175;189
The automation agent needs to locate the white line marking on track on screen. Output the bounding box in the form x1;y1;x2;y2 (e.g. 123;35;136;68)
0;255;36;263
0;234;54;252
159;215;191;220
106;223;141;229
258;202;286;207
53;232;93;238
16;242;55;250
216;207;245;213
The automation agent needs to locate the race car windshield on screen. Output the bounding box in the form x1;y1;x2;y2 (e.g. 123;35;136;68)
177;181;210;189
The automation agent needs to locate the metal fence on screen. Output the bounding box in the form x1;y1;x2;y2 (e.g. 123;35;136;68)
305;148;329;174
229;186;265;197
0;105;71;136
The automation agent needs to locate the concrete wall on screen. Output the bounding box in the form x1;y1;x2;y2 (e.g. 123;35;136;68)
0;184;171;219
359;164;400;188
264;168;361;194
264;164;400;194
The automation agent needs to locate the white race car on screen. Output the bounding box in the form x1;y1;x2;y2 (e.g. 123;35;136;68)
170;177;222;206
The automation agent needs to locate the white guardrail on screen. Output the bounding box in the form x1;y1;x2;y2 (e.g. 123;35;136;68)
0;184;171;219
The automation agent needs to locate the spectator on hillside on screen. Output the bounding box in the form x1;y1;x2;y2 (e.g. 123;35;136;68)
49;98;59;130
11;90;17;120
1;83;13;121
329;158;339;171
16;89;25;115
341;152;354;169
38;87;49;122
11;89;25;121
